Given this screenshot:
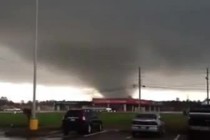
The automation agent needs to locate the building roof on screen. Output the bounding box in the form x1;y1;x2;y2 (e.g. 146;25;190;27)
92;98;156;105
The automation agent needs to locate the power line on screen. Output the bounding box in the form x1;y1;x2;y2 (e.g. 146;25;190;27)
144;85;205;90
99;83;205;93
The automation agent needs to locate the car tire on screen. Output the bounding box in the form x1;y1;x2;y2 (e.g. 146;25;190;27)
98;123;103;132
158;129;164;137
158;131;163;137
63;129;69;136
132;131;138;138
87;124;92;134
158;126;165;137
188;129;196;139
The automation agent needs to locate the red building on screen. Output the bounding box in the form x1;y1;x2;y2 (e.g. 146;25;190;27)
92;98;160;112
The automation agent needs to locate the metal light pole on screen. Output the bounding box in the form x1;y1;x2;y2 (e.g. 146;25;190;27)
30;0;39;130
138;67;141;111
206;68;209;105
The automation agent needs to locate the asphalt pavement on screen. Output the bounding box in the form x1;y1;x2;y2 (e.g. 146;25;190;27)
1;129;208;140
40;129;182;140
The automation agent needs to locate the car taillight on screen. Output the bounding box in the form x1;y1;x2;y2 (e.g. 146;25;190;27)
82;116;86;121
79;112;86;121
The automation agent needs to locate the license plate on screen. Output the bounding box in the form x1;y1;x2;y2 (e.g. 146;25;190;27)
70;118;75;121
140;126;146;129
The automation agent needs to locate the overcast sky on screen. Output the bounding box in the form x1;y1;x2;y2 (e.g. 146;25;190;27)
0;0;210;101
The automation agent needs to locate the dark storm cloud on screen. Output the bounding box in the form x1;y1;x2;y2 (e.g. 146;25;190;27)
0;0;210;97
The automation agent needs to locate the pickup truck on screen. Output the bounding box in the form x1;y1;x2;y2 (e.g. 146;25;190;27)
188;105;210;139
188;105;210;132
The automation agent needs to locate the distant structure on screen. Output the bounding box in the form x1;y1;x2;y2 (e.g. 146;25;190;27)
176;97;180;102
54;101;92;111
202;98;210;105
92;98;160;112
186;94;190;102
0;97;9;110
53;98;161;112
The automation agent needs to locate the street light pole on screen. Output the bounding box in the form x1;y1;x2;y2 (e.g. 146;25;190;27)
206;68;209;105
138;67;141;111
32;0;39;119
30;0;39;130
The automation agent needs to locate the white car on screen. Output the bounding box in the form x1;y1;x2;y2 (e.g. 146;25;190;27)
131;113;165;137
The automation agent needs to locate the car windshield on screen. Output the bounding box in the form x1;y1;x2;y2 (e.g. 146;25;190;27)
190;106;210;113
135;114;157;119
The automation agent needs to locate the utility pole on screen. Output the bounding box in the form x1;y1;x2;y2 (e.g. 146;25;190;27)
206;68;209;105
30;0;39;130
138;67;141;111
32;0;39;120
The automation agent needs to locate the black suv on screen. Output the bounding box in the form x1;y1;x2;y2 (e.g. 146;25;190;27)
62;109;103;135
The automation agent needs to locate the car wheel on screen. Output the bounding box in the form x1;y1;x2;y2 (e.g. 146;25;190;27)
188;129;196;139
132;131;138;138
162;127;166;135
63;129;69;136
87;124;92;134
77;130;84;135
98;123;103;132
158;127;165;137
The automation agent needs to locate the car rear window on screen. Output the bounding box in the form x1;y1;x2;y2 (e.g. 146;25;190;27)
135;114;157;119
65;110;83;117
132;121;157;125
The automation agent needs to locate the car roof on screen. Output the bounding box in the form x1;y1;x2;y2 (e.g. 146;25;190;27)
67;109;95;112
134;113;160;119
136;113;159;116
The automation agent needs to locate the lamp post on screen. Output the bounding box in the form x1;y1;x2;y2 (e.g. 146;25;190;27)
138;67;141;111
30;0;39;130
206;68;209;105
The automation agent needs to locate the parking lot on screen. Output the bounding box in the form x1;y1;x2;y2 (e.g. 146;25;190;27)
40;129;187;140
1;129;210;140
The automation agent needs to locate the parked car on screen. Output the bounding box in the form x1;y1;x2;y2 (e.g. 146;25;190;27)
131;113;165;137
62;109;103;135
187;105;210;139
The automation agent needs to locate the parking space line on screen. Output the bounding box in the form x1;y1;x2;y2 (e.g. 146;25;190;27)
43;133;65;139
43;131;78;139
112;129;120;132
41;131;62;139
47;130;61;135
126;136;132;139
0;131;5;135
83;130;108;137
174;134;180;140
